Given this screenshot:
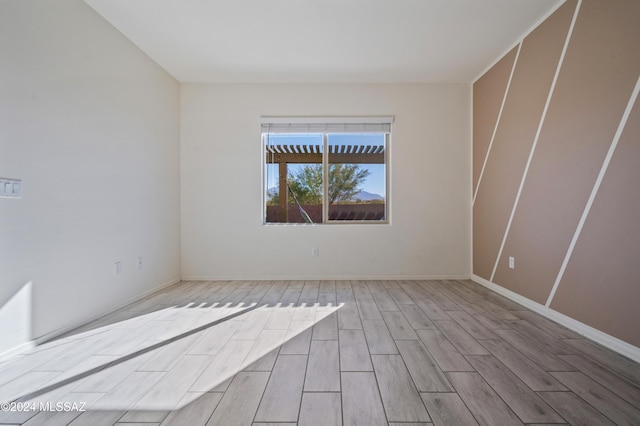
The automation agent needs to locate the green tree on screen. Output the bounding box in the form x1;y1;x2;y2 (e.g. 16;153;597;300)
266;190;279;205
268;164;370;205
328;164;370;204
288;164;323;205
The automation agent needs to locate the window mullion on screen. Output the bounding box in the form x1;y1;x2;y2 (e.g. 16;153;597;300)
385;132;390;223
322;133;329;223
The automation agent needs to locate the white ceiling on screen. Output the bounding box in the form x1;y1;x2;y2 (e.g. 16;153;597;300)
85;0;563;83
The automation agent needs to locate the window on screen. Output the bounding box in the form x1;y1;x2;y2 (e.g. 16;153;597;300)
262;117;391;224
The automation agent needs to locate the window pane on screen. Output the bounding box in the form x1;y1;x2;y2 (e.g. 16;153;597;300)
265;163;280;222
327;133;386;221
287;162;323;223
265;133;323;223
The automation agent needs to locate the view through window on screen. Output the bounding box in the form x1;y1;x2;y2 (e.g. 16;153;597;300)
263;119;390;224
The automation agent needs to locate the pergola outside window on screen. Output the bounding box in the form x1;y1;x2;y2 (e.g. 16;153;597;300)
262;117;392;224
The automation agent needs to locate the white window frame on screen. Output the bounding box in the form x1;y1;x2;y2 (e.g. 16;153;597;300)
261;116;393;225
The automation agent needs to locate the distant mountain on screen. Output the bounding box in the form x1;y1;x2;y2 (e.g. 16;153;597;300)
267;188;382;201
354;191;383;201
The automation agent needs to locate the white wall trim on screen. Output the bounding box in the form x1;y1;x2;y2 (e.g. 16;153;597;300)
471;0;566;83
471;274;640;363
260;116;394;124
32;278;180;347
490;0;582;282
473;41;522;205
0;341;36;363
181;275;471;282
469;84;475;277
546;75;640;307
1;277;180;360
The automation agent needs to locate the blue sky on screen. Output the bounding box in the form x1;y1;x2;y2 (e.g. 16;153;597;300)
265;133;386;197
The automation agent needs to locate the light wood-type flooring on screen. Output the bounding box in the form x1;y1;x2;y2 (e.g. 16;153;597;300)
0;280;639;425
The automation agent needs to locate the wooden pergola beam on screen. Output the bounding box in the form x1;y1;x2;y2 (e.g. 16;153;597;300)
265;143;385;164
266;144;385;222
266;153;384;164
279;162;287;222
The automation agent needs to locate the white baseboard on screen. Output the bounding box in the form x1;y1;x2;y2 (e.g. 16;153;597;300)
471;274;640;363
0;341;36;362
32;278;181;347
181;274;471;281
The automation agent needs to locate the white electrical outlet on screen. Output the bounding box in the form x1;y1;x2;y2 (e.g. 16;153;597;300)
508;256;515;269
312;248;320;257
137;257;143;270
114;261;122;275
0;177;22;198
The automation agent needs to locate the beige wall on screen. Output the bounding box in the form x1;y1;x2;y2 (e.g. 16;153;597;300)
550;96;640;346
472;47;517;193
473;0;577;281
0;0;181;355
473;0;640;347
181;83;470;280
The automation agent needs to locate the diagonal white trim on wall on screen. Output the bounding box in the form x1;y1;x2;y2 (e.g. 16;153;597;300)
546;75;640;307
472;274;640;364
471;1;566;84
490;0;582;282
473;42;522;205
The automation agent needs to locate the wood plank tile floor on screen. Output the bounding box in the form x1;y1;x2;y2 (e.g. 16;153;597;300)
1;280;639;425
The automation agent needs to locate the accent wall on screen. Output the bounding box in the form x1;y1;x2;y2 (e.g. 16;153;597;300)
473;0;640;350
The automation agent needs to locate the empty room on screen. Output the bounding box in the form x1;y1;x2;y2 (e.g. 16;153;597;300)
1;0;639;425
